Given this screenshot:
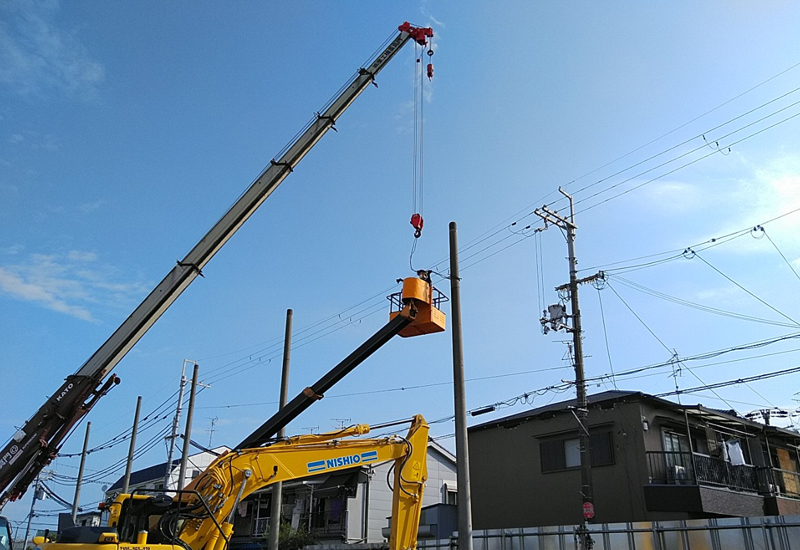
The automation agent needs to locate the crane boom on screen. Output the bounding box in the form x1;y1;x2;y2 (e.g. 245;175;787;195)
0;22;434;508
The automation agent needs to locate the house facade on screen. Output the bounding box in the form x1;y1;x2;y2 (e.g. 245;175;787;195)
468;390;800;528
105;446;230;498
229;441;458;545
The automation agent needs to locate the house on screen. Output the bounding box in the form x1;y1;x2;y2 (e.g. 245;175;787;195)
468;390;800;529
105;446;230;499
229;440;458;546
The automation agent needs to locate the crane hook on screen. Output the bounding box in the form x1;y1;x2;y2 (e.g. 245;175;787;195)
410;213;424;238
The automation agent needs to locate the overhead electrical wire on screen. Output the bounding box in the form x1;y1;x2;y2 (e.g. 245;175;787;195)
186;75;800;385
655;366;800;398
158;72;800;407
610;275;799;328
574;108;800;214
444;60;800;264
691;250;800;327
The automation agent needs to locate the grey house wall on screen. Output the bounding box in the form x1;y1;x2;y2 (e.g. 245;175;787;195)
469;399;705;529
347;445;457;542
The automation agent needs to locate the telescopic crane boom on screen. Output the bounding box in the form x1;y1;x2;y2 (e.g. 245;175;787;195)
0;22;434;509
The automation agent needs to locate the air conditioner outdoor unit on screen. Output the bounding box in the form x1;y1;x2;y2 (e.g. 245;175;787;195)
672;465;689;484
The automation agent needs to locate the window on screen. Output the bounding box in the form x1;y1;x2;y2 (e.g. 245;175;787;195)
540;431;614;473
443;481;457;505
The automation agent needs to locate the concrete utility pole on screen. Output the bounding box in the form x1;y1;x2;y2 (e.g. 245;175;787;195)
449;221;474;550
23;476;40;549
178;363;200;491
268;309;293;550
71;421;91;523
122;396;142;495
164;360;191;489
535;189;596;547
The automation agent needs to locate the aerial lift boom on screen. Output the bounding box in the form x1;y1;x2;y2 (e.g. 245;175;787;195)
0;22;434;509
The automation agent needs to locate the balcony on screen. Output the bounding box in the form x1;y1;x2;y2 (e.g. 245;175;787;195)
646;451;763;492
250;510;348;539
644;451;768;516
252;517;270;537
307;510;348;537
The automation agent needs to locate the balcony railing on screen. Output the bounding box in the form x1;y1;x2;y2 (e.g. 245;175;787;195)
761;467;800;499
647;451;800;500
647;451;759;492
252;517;270;537
251;511;348;539
305;510;348;536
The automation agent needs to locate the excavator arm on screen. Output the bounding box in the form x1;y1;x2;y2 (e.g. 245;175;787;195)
103;416;429;550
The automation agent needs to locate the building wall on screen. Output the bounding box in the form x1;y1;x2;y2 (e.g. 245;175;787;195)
165;447;229;490
469;399;689;529
360;446;457;542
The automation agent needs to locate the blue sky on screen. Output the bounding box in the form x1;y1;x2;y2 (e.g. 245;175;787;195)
3;0;800;530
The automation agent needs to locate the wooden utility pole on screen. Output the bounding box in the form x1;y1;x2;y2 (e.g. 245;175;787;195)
268;309;293;550
535;189;595;549
449;221;474;550
122;397;142;495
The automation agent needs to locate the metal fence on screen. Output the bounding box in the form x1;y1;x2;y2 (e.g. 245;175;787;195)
417;515;800;550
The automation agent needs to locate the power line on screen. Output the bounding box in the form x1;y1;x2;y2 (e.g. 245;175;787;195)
691;249;800;327
611;275;798;329
655;366;800;397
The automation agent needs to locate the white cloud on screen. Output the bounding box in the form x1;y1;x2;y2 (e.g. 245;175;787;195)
0;266;94;321
66;249;97;262
0;250;150;321
0;0;104;100
1;244;24;255
77;199;103;214
640;179;705;214
9;134;23;144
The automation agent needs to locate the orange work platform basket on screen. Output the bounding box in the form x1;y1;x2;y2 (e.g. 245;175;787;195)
388;277;448;337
